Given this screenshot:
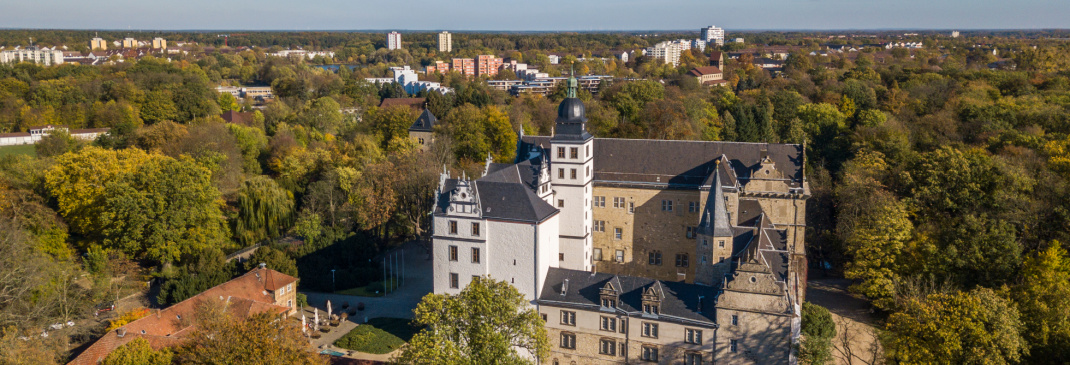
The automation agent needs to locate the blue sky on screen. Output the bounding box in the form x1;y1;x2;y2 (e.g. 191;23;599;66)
2;0;1068;31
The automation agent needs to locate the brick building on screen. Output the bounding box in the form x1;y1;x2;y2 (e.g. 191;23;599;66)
476;55;503;77
451;58;476;76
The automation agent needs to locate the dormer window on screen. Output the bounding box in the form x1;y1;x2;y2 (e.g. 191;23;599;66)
600;282;620;311
643;304;659;315
601;298;616;309
642;284;663;317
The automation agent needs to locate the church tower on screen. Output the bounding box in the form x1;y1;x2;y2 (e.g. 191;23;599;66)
550;67;594;271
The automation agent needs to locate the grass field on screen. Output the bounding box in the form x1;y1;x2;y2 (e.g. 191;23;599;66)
0;144;36;158
333;317;418;354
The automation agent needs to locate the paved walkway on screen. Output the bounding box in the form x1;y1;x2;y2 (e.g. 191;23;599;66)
299;241;433;363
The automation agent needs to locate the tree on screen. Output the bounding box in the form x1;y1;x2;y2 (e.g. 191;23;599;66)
45;147;230;264
157;248;237;305
299;97;343;134
797;302;835;365
102;337;173;365
235;176;294;246
217;92;240;112
35;129;77;157
396;277;549;365
369;104;420;150
1015;241;1070;363
243;246;298;278
173;301;327;365
886;288;1026;365
140;90;178;124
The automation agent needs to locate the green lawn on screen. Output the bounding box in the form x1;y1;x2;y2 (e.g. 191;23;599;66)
333;317;418;354
0;144;36;158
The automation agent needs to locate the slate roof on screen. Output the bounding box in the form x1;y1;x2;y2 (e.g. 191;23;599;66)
434;175;557;223
539;267;718;326
518;137;804;188
409;109;437;132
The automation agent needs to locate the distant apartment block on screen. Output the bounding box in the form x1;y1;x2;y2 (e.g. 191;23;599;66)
388;32;402;50
452;58;476;76
0;47;64;66
365;66;452;95
477;55;503;77
438;31;452;53
645;41;687;66
267;49;336;59
701;25;725;46
152;37;167;49
951;31;961;38
121;37;138;48
426;60;451;75
90;37;107;50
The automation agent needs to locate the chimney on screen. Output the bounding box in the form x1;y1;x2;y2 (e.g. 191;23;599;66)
561;279;569;296
116;328;126;337
259;262;267;270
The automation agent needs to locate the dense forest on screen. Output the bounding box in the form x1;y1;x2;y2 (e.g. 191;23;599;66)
3;30;1070;364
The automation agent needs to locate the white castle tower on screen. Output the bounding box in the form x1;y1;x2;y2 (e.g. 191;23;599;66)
549;67;594;271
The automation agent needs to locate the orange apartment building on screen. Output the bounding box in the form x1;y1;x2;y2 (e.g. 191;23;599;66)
477;55;502;77
452;58;476;76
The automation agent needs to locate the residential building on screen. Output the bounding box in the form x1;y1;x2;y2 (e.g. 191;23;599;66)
68;265;298;365
477;55;503;77
90;37;107;50
733;38;745;44
0;46;64;66
951;31;961;38
267;49;335;59
692;39;708;52
388;31;402;50
701;25;725;46
373;66;451;94
121;37;137;48
687;66;728;86
548;55;561;64
152;37;167;49
645;41;686;66
408;109;436;150
619;51;629;63
216;86;241;99
438;31;452;53
452;58;476;76
431;78;808;363
241;86;274;101
426;60;451;74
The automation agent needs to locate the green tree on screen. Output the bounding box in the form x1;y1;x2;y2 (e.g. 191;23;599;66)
102;337;173;365
299;97;343;134
217;92;240;112
886;288;1026;365
243;246;298;277
797;302;835;365
235;176;294;246
35;129;77;157
396;277;549;365
369;104;420;150
1015;241;1070;363
173;301;326;365
140;90;178;124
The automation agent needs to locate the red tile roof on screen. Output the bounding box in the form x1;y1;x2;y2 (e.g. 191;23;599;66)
688;66;723;77
68;267;297;365
379;98;425;109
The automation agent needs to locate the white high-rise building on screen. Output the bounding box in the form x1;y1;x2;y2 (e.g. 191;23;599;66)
701;25;725;46
438;31;452;53
387;32;402;50
645;41;685;66
0;47;64;66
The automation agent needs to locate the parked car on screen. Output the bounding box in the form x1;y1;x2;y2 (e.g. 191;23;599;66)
94;302;115;316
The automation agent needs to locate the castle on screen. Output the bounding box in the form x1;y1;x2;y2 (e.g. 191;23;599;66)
430;76;809;364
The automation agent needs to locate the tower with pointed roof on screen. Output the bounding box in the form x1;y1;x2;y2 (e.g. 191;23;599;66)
548;63;594;272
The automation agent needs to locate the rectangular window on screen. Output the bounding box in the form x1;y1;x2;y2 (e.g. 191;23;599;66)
686;226;695;238
648;251;662;266
730;339;738;353
558;199;565;208
676;254;689;267
557;147;565;159
449;220;458;234
558;168;564;179
686;352;703;365
719;240;726;248
703;239;709;247
642;322;659;338
587;166;591;177
594;248;603;261
586;145;590;156
449;246;458;261
685;329;703;344
599;338;617;356
613;197;623;208
601;297;616;308
471;222;480;236
559;253;564;261
614;228;622;240
642;346;659;361
560;332;576;349
570;169;577;179
471;247;480;263
644;304;659;315
594;196;605;207
570;147;578;159
731;314;739;326
600;316;617;332
449;273;458;288
661;200;673;211
560;310;576;326
689;201;699;213
615;250;624;262
628;202;635;214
